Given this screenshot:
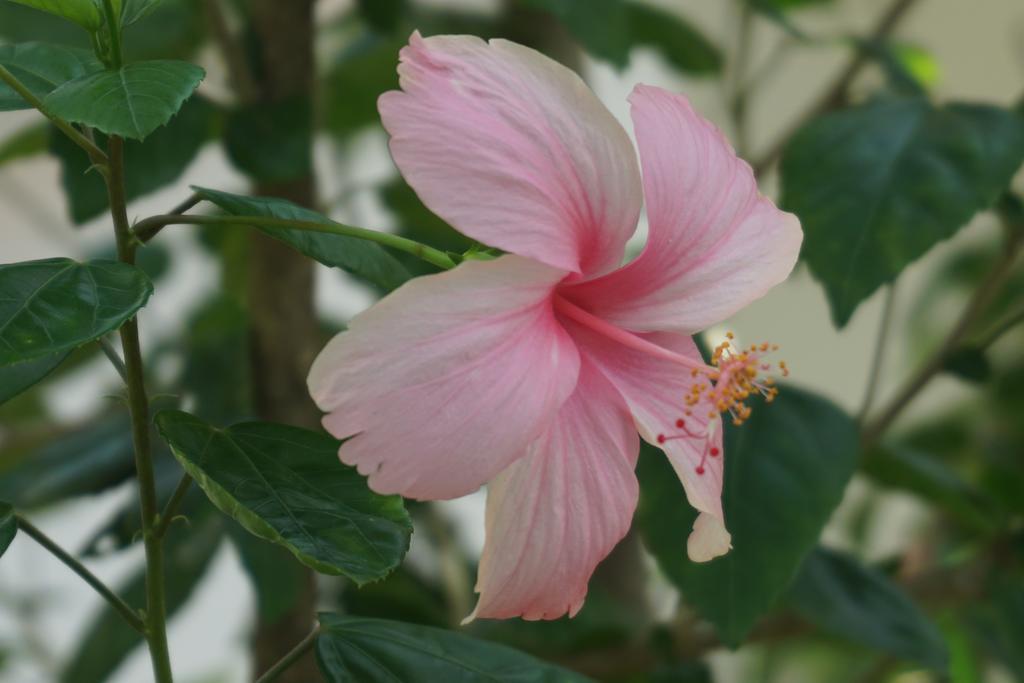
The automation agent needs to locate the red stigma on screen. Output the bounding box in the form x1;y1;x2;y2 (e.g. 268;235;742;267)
656;434;666;444
675;418;685;428
696;465;705;475
710;447;720;457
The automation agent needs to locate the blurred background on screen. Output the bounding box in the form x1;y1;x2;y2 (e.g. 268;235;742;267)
1;0;1023;681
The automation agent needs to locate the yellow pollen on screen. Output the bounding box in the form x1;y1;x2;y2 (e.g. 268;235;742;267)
685;337;787;427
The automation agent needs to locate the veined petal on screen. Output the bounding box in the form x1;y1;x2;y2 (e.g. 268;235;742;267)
467;360;639;621
564;85;802;333
379;32;642;276
563;318;731;562
308;255;580;500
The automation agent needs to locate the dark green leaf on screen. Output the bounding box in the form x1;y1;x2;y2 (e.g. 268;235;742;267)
623;2;722;74
970;582;1024;680
315;613;593;682
522;0;721;73
0;414;136;508
155;410;412;584
120;0;205;62
863;444;995;533
781;96;1024;327
787;547;948;670
178;295;251;422
0;258;152;366
0;1;91;45
0;122;48;164
942;347;991;383
224;97;311;183
59;513;222;683
193;186;412;291
637;386;859;645
340;565;450;628
0;350;68;406
0;42;101;111
380;177;471;276
52;95;215;223
8;0;103;31
43;59;205;140
0;502;16;557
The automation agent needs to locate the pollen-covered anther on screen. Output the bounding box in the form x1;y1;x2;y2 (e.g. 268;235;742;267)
701;333;785;426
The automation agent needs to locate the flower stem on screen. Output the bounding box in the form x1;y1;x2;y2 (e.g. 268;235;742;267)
132;213;458;271
97;336;128;384
16;515;146;634
254;625;320;683
857;284;896;423
0;65;108;164
106;136;174;683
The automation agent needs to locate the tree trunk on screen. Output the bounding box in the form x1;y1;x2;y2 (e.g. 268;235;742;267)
245;1;321;680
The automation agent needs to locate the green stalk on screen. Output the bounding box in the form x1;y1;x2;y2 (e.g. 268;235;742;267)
17;516;145;634
101;0;124;69
0;65;108;164
106;136;174;683
133;213;458;271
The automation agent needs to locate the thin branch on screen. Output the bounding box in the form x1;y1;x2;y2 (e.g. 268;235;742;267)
974;301;1024;350
254;625;320;683
857;284;897;422
0;65;108;164
862;226;1023;446
751;0;923;175
97;336;129;384
16;516;146;634
153;474;193;540
132;213;458;271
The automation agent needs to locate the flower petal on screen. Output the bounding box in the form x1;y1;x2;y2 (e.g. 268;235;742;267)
563;318;731;562
467;360;639;621
564;84;802;333
379;32;642;276
308;255;580;500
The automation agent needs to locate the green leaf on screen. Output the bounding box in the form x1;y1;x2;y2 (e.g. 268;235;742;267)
223;97;312;183
228;523;308;622
522;0;721;73
636;386;859;645
863;444;996;533
355;0;407;33
155;410;412;584
7;0;103;31
43;59;205;140
0;122;48;164
0;350;68;406
0;42;101;111
0;258;152;366
52;94;216;223
59;513;222;683
787;547;949;670
781;96;1024;327
0;414;136;508
323;33;402;137
192;186;412;292
315;613;593;682
0;502;16;558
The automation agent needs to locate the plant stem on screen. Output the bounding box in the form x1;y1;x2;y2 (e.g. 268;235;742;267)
751;0;922;175
98;336;129;383
974;301;1024;350
0;65;108;164
133;213;458;271
857;284;896;422
254;625;320;683
153;474;193;540
862;228;1023;446
106;136;174;683
101;0;123;69
16;515;145;634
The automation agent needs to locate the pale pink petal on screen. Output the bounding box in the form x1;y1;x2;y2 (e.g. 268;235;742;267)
564;84;802;333
307;256;580;500
379;32;642;276
467;360;639;621
562;317;731;562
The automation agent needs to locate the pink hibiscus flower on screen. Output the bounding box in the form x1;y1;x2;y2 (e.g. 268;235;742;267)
308;32;802;621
